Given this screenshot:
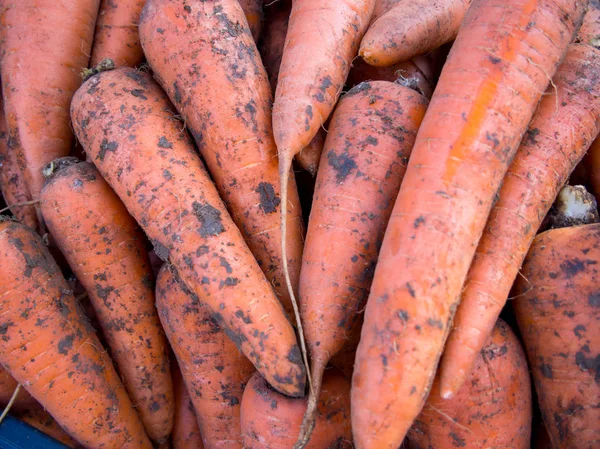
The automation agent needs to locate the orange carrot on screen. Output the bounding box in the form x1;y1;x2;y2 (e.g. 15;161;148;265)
156;265;254;449
0;218;151;448
40;158;174;442
297;80;428;446
71;68;305;397
90;0;146;68
408;319;531;449
371;0;398;22
513;223;600;449
0;0;100;226
439;42;600;398
171;363;204;449
239;0;264;41
351;1;586;447
359;0;472;67
241;369;352;449
139;0;305;327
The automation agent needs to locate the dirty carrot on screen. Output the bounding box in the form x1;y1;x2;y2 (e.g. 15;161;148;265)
351;0;586;447
171;363;204;449
40;158;174;442
513;222;600;449
156;265;254;449
70;67;305;397
0;218;151;448
577;0;600;48
297;80;428;447
439;42;600;398
90;0;146;67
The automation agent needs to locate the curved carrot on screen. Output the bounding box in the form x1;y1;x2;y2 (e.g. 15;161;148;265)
40;158;174;442
351;1;586;447
156;265;254;449
359;0;472;67
0;218;151;448
139;0;304;326
297;80;428;446
90;0;146;67
439;43;600;398
0;0;99;224
513;223;600;449
14;405;82;448
408;319;531;449
239;0;264;41
71;68;305;397
241;369;352;449
171;363;204;449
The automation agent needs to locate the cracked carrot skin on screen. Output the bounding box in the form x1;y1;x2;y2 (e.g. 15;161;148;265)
157;265;254;449
0;219;152;449
351;0;587;447
408;319;531;449
40;158;174;442
171;363;204;449
513;224;600;449
439;42;600;398
139;0;304;322
70;68;305;397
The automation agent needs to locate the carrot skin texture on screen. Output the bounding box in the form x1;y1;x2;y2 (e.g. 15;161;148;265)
439;43;600;397
0;0;99;215
139;0;304;321
156;266;254;449
70;68;305;397
408;319;532;449
241;370;352;449
359;0;472;67
513;224;600;449
40;160;174;442
171;364;204;449
351;0;587;447
90;0;146;67
0;220;152;448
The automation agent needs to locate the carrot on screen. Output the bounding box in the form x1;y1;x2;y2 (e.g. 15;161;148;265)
171;363;204;449
371;0;398;22
40;158;174;442
359;0;472;67
438;42;600;398
239;0;264;41
0;218;151;448
351;0;587;447
71;67;304;396
156;265;254;449
297;80;428;447
14;405;82;448
295;129;325;177
0;0;100;226
139;0;305;328
584;137;600;202
513;223;600;449
241;369;352;449
577;0;600;48
90;0;146;68
407;319;532;449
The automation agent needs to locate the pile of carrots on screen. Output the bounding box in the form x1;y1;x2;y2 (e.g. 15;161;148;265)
0;0;598;448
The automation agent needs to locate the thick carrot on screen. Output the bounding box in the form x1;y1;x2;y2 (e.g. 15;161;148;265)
90;0;146;67
297;80;428;446
0;0;99;224
156;265;254;449
585;137;600;202
351;1;586;447
241;369;352;449
513;223;600;449
439;42;600;398
408;319;531;449
139;0;305;327
71;68;304;396
40;158;174;442
14;405;82;448
171;363;204;449
359;0;472;67
239;0;264;41
0;218;151;448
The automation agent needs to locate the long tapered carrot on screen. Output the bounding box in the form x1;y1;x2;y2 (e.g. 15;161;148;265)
0;218;152;448
351;1;587;447
139;0;305;328
171;363;204;449
296;80;428;447
359;0;473;67
70;67;305;397
156;265;254;449
40;158;174;442
438;42;600;398
0;0;100;226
